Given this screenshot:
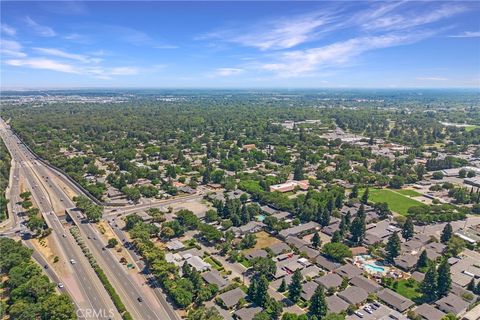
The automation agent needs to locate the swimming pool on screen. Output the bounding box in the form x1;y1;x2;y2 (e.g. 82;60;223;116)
256;214;266;222
357;255;387;274
364;263;386;273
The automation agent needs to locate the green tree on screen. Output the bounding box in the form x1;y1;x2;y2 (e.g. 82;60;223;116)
288;269;303;303
255;275;270;307
108;238;118;248
350;215;365;245
437;259;451;298
386;232;401;262
445;236;465;256
416;250;429;270
278;278;287;292
402;217;414;240
361;187;369;204
40;294;77;320
309;285;327;319
420;263;438;303
440;223;453;244
187;306;222;320
311;232;321;249
349;185;359;199
322;243;352;263
251;257;276;279
389;175;404;189
467;278;476;293
8;300;38;320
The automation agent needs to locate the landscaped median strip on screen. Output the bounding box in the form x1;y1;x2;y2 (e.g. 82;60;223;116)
70;226;133;320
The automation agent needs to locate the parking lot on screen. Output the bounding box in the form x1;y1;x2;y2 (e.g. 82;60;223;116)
347;303;408;320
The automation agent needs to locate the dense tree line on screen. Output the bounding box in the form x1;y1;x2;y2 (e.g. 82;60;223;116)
0;139;11;221
0;238;76;319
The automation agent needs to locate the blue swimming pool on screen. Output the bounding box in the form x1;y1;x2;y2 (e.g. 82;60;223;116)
364;263;386;273
256;214;266;222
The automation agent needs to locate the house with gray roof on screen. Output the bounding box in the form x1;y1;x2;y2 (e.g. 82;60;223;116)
327;295;350;314
186;255;211;272
349;276;381;293
316;273;343;290
335;264;363;279
285;236;308;250
217;287;246;309
245;249;268;261
300;246;320;260
272;211;291;220
269;242;291;256
234;306;263;320
301;265;321;279
435;293;470;315
424;242;445;260
315;255;341;271
394;254;418;271
411;271;425;282
338;286;368;305
202;270;228;290
260;205;277;215
321;222;340;236
279;221;320;239
414;304;446;320
301;281;319;301
377;288;414;312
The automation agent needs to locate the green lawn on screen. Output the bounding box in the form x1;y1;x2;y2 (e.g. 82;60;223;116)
362;188;423;215
391;279;422;301
465;125;479;132
395;189;422;197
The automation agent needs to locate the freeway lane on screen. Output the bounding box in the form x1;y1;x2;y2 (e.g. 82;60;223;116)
33;159;169;320
107;219;182;320
0;120;120;320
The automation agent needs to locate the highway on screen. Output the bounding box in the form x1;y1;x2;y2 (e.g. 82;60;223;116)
107;219;181;320
0;119;120;320
0;118;177;320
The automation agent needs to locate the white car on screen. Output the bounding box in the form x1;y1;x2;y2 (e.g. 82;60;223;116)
58;283;64;288
70;259;76;264
354;311;364;318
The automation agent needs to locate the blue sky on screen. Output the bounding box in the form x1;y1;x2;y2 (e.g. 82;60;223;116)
1;1;479;88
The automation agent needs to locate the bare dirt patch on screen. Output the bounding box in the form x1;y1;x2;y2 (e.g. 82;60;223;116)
31;235;68;276
95;221;135;268
252;231;281;250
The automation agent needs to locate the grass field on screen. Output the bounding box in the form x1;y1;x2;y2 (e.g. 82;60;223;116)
362;188;423;215
395;189;422;197
465;125;479;132
391;279;422;301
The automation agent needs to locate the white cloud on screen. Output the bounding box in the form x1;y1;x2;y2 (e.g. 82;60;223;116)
0;39;26;57
200;2;468;54
24;16;56;37
5;58;79;73
32;47;104;64
260;32;432;77
1;23;16;36
201;8;341;51
215;68;244;76
33;48;88;61
416;77;448;81
5;56;141;79
448;31;480;38
362;4;467;31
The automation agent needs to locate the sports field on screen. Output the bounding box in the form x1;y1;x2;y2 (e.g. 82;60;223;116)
395;189;422;197
362;188;423;215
